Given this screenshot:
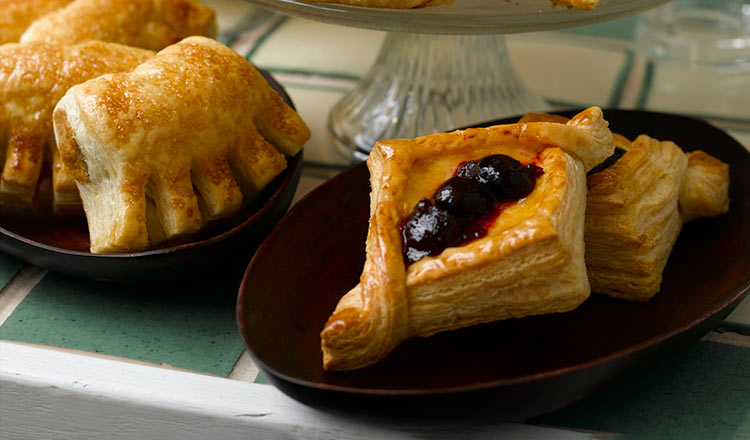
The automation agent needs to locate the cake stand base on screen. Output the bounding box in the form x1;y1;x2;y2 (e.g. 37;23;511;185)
329;33;550;161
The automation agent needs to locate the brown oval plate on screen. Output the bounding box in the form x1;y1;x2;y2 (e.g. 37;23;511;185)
0;70;302;284
237;109;750;418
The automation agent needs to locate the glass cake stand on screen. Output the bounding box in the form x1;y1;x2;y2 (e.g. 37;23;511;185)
245;0;674;160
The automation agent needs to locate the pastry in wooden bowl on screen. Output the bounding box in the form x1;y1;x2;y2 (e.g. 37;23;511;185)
521;112;730;302
53;36;310;253
0;41;153;213
320;107;614;371
19;0;217;50
0;0;72;44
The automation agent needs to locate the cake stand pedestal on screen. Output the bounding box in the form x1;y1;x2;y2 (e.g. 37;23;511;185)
245;0;674;160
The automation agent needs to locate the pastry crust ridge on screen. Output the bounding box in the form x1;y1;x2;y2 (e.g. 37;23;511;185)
20;0;217;50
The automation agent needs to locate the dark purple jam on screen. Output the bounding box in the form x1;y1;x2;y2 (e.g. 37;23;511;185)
399;154;543;266
587;147;627;176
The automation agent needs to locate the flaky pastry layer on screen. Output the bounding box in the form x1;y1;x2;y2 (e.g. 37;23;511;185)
0;41;153;212
320;107;614;371
53;36;310;253
520;112;731;301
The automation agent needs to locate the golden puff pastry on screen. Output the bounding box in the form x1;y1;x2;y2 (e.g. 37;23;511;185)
0;0;72;44
520;112;730;301
0;41;153;213
679;150;730;223
320;107;615;371
20;0;217;51
53;36;310;253
552;0;599;10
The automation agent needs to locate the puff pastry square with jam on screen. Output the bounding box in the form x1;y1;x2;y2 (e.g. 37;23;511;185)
53;36;310;253
320;107;615;371
521;112;730;301
0;41;153;213
19;0;217;50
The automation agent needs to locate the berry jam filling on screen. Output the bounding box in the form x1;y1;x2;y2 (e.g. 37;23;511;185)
400;154;543;266
587;147;627;176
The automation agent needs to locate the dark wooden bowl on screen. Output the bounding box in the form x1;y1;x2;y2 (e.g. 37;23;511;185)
237;109;750;419
0;71;302;284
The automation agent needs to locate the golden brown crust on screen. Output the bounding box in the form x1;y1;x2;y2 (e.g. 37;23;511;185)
321;107;613;371
0;41;153;211
53;37;310;253
0;0;72;44
518;111;731;301
679;150;730;223
20;0;217;50
551;0;599;10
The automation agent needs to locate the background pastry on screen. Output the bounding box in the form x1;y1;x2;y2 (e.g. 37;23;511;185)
19;0;217;50
520;112;730;301
585;135;689;301
0;41;153;213
53;36;310;253
552;0;599;10
321;107;614;371
0;0;72;44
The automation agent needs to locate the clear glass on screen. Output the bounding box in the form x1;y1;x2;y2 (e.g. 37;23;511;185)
636;0;750;67
329;34;549;161
243;0;675;160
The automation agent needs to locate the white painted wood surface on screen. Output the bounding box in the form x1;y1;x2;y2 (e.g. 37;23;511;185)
0;342;610;440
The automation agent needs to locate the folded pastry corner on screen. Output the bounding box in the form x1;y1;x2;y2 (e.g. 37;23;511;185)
0;41;153;212
679;150;730;223
20;0;217;50
321;107;614;371
53;36;310;253
520;112;731;301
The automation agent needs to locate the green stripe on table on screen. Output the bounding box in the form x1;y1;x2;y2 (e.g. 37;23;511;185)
0;252;23;288
535;341;750;439
0;272;245;376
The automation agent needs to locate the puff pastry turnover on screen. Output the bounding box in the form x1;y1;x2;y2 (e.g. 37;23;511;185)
53;36;310;253
321;107;614;371
521;112;730;301
0;0;72;44
20;0;217;50
0;41;153;213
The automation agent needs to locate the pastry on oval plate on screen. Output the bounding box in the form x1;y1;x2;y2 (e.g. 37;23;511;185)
19;0;217;50
521;112;730;302
320;107;614;371
0;41;153;213
0;0;72;44
53;36;310;254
